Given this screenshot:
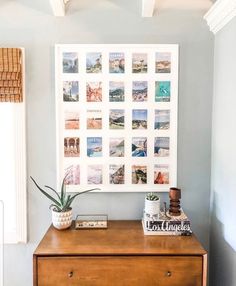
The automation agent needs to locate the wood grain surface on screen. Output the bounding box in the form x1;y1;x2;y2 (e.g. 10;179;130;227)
34;220;206;256
34;220;207;286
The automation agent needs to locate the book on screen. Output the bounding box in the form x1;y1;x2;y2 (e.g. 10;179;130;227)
142;209;192;236
142;220;192;236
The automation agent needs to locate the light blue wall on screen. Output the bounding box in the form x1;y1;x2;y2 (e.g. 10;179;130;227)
210;16;236;286
0;1;213;285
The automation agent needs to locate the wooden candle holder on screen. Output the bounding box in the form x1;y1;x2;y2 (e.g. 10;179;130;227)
169;187;181;216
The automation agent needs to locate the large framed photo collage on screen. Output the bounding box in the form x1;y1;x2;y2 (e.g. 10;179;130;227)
55;44;179;192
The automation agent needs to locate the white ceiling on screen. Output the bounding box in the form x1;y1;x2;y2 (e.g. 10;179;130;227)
0;0;213;17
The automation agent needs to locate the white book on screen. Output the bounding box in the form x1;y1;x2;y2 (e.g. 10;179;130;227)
142;220;192;236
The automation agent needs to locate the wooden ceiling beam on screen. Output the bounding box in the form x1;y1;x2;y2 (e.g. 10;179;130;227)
50;0;70;16
142;0;156;17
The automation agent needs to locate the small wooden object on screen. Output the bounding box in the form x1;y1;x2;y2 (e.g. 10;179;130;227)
169;187;181;216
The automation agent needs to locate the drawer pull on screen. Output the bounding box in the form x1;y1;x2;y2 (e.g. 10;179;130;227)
68;271;73;278
166;271;172;277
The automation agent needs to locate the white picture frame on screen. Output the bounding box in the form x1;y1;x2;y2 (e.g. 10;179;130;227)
55;44;178;192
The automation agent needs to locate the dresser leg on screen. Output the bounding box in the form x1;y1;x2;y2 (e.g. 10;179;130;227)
202;253;208;286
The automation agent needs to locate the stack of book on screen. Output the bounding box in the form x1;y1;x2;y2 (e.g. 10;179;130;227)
142;209;192;236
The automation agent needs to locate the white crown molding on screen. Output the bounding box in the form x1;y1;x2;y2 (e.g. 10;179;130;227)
204;0;236;34
50;0;70;16
142;0;156;17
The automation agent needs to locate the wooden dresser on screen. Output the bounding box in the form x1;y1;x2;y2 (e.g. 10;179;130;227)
33;220;207;286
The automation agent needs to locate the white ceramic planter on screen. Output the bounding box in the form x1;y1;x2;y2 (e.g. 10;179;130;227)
145;198;160;217
51;208;72;230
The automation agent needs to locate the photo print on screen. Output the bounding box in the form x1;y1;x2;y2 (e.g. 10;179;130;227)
155;81;171;102
155;52;171;73
63;81;79;102
154;137;170;157
132;137;147;157
132;53;147;73
109;52;125;73
87;137;102;157
109;109;125;129
64;137;80;157
132;81;148;102
154;164;169;184
86;52;102;73
109;164;125;184
132;109;147;129
109;81;125;102
132;165;147;184
65;111;79;129
87;110;102;129
87;165;103;184
64;164;80;185
86;81;102;102
109;137;125;157
63;52;78;73
154;110;170;130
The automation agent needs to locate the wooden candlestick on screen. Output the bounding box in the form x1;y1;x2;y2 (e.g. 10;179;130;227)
169;187;181;216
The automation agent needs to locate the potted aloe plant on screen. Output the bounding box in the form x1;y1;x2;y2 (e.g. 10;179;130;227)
30;176;99;230
145;192;160;217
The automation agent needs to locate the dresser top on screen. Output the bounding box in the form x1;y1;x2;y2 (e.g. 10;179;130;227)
34;220;206;256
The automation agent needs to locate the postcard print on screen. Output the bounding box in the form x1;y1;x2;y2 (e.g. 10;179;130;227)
109;109;125;129
86;52;102;73
64;165;80;185
63;52;78;73
154;110;170;130
109;81;125;102
132;165;147;184
87;165;103;184
87;110;102;129
154;137;170;157
65;111;79;129
154;164;169;184
109;137;125;157
155;52;171;73
87;137;102;157
132;53;147;73
64;137;80;157
155;81;171;102
132;109;147;129
86;82;102;102
132;81;148;102
109;52;125;73
132;137;147;157
63;81;79;102
109;164;125;184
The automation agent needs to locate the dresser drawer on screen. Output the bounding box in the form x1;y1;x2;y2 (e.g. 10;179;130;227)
37;256;203;286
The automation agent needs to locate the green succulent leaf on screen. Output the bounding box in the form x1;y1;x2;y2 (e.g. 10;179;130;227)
30;176;100;212
30;176;61;208
146;192;159;201
60;177;66;206
66;188;100;207
44;185;61;201
64;195;71;210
